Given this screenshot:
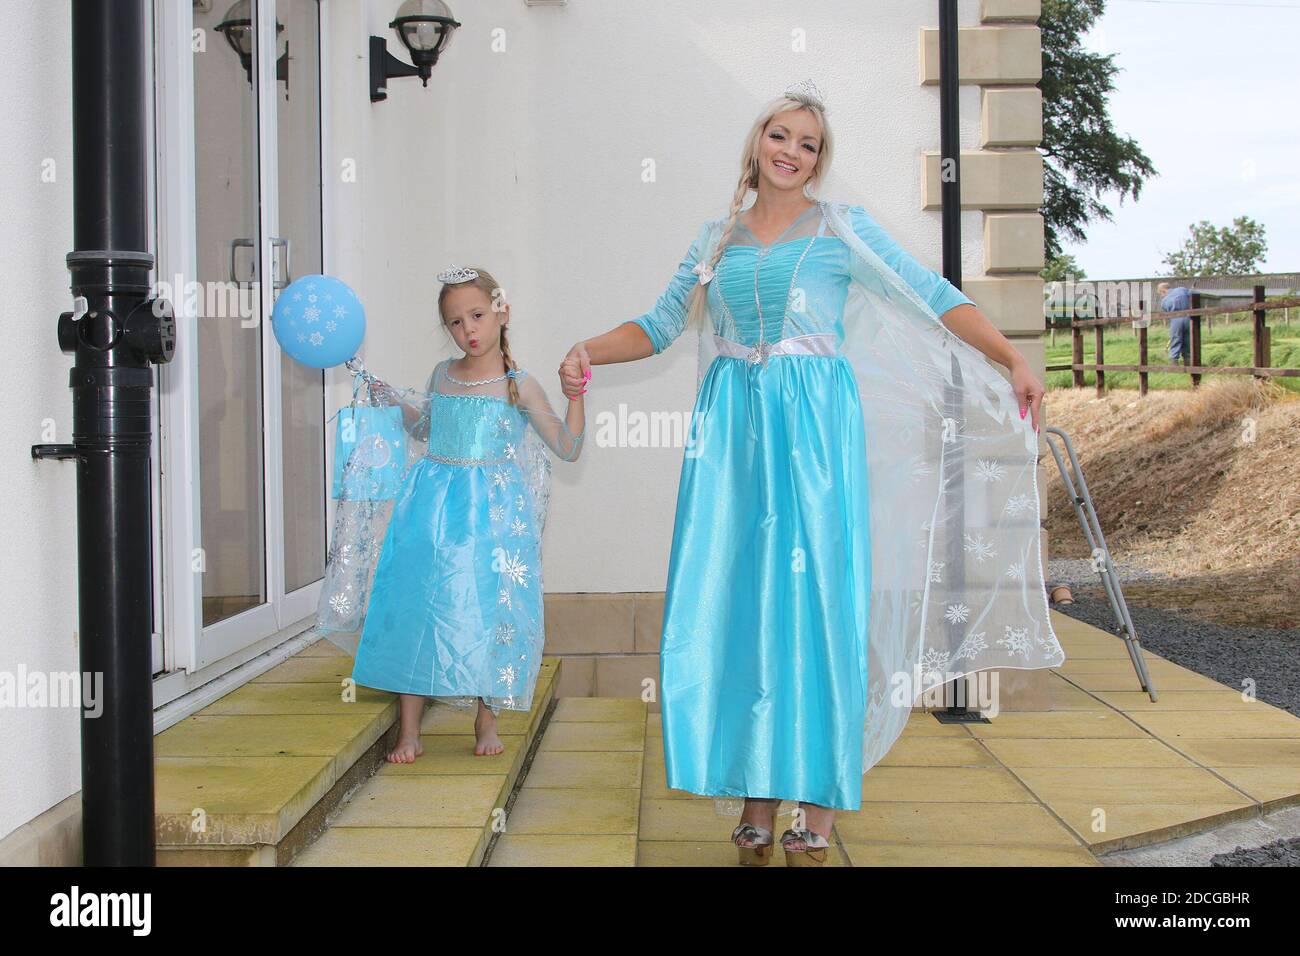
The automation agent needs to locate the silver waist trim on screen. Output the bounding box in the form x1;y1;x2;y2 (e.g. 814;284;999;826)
426;452;492;466
713;332;840;365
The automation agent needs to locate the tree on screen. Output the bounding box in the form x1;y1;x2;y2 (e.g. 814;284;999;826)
1039;0;1156;259
1042;253;1085;283
1161;217;1268;277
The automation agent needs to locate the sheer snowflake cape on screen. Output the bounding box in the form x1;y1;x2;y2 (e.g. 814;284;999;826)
312;361;578;659
690;199;1066;817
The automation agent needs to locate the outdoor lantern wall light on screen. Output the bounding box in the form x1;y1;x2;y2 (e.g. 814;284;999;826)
371;0;461;102
216;0;289;87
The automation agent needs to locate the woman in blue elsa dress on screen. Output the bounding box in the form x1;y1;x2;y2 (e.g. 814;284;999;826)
560;80;1064;866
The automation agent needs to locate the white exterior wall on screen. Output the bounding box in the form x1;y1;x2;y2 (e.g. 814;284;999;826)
0;0;982;842
322;0;983;596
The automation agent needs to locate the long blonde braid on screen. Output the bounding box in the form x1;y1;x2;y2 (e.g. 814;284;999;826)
685;173;750;333
499;324;522;407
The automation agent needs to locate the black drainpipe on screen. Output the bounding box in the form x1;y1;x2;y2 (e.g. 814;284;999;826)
31;0;175;866
935;0;984;725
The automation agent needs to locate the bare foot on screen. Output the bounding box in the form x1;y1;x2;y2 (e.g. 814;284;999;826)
386;734;423;764
474;703;504;756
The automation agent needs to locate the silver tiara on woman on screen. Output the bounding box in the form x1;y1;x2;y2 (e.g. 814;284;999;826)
784;78;826;111
436;265;479;284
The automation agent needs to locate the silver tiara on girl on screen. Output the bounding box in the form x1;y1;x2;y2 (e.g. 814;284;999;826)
784;78;826;111
436;265;479;284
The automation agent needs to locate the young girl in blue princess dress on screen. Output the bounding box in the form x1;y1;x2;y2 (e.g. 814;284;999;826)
348;265;586;763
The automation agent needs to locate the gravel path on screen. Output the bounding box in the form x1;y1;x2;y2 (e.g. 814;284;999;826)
1045;559;1300;866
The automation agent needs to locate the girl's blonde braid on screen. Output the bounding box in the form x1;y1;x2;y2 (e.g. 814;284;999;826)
499;324;522;407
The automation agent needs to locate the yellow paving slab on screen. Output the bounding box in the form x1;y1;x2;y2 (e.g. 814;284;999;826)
330;773;509;829
1011;766;1253;808
860;766;1038;803
155;713;384;781
550;697;647;722
1204;766;1300;807
1040;676;1113;710
981;736;1194;769
900;711;978;736
1049;801;1259;849
841;843;1101;866
419;698;540;736
538;720;645;752
523;750;644;789
502;787;641;836
293;826;484;866
1057;661;1228;692
963;710;1150;738
1176;737;1300;768
1127;709;1300;739
488;834;637;866
876;736;1001;767
155;754;334;846
623;611;1300;865
1092;689;1267;713
199;681;394;716
637;838;848;867
252;655;359;683
834;800;1082;847
296;638;351;656
379;733;527;776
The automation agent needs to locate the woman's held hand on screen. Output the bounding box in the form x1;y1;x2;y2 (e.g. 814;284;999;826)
1009;357;1045;434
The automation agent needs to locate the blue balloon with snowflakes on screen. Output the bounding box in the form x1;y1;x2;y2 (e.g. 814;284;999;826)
272;275;365;369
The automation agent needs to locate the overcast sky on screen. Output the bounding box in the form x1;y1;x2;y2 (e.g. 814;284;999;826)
1059;0;1300;279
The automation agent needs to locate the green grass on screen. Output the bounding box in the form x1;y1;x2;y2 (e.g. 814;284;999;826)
1044;314;1300;393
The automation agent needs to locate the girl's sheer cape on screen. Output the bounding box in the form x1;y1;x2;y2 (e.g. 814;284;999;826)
689;198;1065;818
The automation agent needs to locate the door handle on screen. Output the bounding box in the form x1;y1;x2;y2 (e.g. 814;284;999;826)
270;236;292;289
229;238;256;284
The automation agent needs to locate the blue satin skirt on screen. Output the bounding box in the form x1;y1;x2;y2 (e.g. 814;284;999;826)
352;457;544;713
659;353;872;810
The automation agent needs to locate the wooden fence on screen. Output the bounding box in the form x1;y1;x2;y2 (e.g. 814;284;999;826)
1046;285;1300;396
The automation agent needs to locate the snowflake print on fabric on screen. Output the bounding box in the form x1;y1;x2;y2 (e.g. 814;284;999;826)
997;625;1033;658
954;631;988;661
1003;493;1035;516
944;603;971;624
975;459;1006;482
963;533;996;563
501;550;529;587
919;646;950;681
1005;561;1025;582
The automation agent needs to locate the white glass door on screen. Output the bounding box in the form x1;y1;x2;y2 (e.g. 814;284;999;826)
157;0;325;679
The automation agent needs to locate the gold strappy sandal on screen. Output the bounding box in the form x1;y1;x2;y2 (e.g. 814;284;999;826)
780;827;830;866
731;822;775;866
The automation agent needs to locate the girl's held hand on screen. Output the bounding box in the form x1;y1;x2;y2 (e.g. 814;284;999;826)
559;344;591;400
